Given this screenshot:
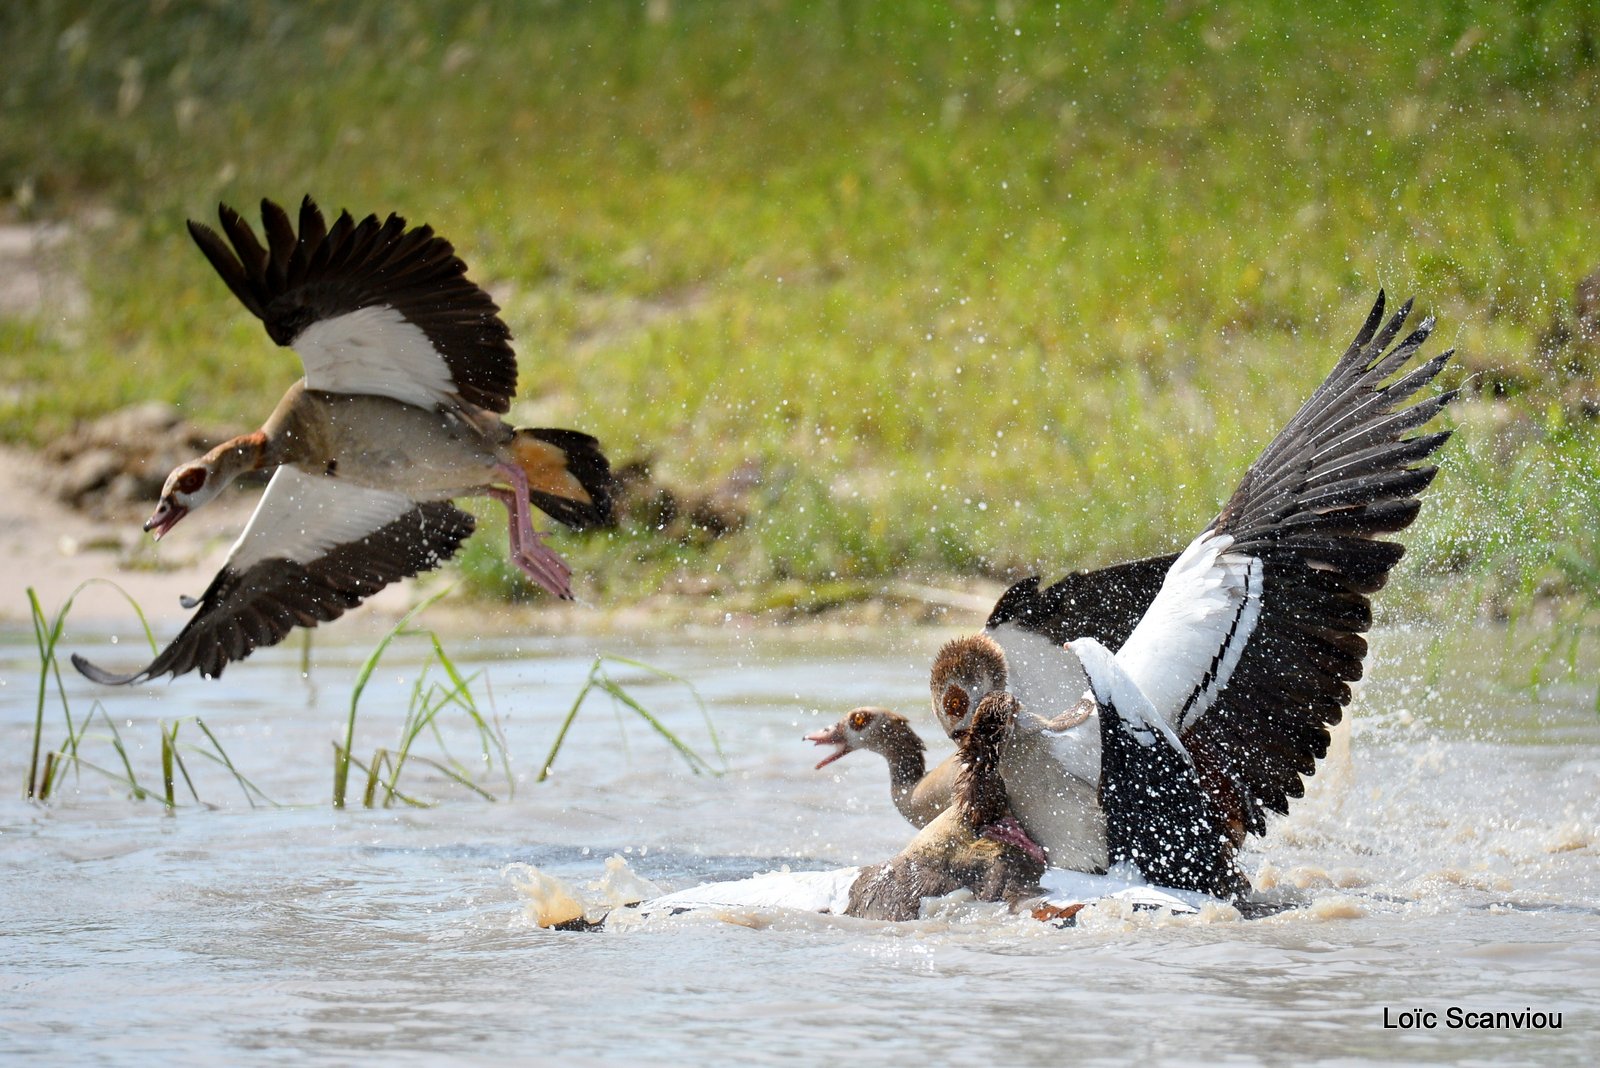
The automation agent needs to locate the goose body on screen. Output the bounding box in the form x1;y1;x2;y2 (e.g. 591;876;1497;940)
917;292;1456;892
845;692;1047;920
558;689;1231;926
73;197;618;684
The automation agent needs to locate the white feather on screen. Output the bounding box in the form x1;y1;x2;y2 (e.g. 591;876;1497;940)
632;867;862;916
629;865;1217;921
1071;637;1187;754
990;620;1092;718
1036;867;1215;915
293;305;458;409
1112;530;1263;731
225;466;417;572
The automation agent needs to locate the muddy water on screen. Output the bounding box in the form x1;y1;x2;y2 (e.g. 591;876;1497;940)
2;623;1596;1065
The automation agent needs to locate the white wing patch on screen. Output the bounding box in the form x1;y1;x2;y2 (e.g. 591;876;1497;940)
293;305;458;409
633;868;863;916
1070;637;1188;755
225;466;418;572
990;620;1092;716
1112;531;1263;732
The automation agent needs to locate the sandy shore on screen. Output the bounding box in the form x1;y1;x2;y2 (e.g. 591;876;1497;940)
0;444;421;630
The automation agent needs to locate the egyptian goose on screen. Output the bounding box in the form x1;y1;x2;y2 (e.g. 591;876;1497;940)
609;691;1227;924
72;197;618;684
804;707;959;828
923;292;1456;889
844;691;1047;920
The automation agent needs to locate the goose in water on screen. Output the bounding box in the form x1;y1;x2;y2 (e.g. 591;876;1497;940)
844;691;1048;920
74;196;618;684
804;707;959;828
897;292;1455;891
551;689;1234;926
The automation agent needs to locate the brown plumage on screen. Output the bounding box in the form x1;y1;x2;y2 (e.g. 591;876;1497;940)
804;707;958;828
845;692;1045;921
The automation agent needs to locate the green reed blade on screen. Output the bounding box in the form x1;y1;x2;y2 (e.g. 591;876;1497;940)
335;586;452;808
537;673;597;783
191;718;277;808
160;721;175;809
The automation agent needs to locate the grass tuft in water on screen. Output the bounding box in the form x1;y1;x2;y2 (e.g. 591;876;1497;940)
332;586;513;808
537;655;726;783
22;584;270;807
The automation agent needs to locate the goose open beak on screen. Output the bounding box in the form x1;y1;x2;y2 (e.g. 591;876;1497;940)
143;499;187;541
804;723;849;769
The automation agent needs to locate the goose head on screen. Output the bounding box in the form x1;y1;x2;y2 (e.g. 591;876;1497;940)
145;459;225;539
804;707;921;769
929;634;1008;741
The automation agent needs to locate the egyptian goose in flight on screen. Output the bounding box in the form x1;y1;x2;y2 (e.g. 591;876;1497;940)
73;197;618;684
804;708;959;828
920;292;1455;890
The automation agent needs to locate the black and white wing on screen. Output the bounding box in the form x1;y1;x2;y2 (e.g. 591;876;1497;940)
1072;639;1248;900
72;467;474;684
1112;292;1455;835
988;553;1175;648
186;196;516;413
987;554;1175;716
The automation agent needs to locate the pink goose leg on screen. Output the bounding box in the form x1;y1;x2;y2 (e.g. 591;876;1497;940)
980;816;1049;866
490;463;574;600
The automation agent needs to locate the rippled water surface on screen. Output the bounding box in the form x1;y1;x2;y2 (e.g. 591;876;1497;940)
3;622;1597;1065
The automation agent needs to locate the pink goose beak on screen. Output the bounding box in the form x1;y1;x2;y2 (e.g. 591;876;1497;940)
804;723;849;769
143;499;188;541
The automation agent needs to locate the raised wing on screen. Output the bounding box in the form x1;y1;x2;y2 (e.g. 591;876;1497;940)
71;467;474;683
186;196;517;412
987;553;1176;647
1123;292;1456;837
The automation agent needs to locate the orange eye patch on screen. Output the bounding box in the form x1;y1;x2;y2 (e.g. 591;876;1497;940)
175;468;207;494
849;710;869;731
942;686;969;721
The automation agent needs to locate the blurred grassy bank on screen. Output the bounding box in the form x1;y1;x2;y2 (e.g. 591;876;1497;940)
3;0;1598;619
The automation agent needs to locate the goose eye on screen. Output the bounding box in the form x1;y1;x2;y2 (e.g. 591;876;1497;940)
849;711;869;731
175;468;207;494
942;686;969;721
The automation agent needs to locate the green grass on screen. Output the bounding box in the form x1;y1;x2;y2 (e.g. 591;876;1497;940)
24;581;272;805
22;582;720;806
3;1;1599;613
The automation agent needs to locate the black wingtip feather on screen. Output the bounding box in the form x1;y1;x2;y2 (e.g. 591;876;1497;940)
70;652;150;687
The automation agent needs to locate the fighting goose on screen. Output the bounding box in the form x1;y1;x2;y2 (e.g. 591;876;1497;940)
573;690;1228;925
924;292;1457;886
804;707;959;828
72;197;618;684
844;691;1047;920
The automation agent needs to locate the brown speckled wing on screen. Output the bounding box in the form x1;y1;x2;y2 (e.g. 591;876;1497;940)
72;502;474;684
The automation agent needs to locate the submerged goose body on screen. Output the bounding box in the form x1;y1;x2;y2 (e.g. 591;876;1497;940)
622;863;1213;924
74;197;618;684
917;292;1456;891
600;694;1231;925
